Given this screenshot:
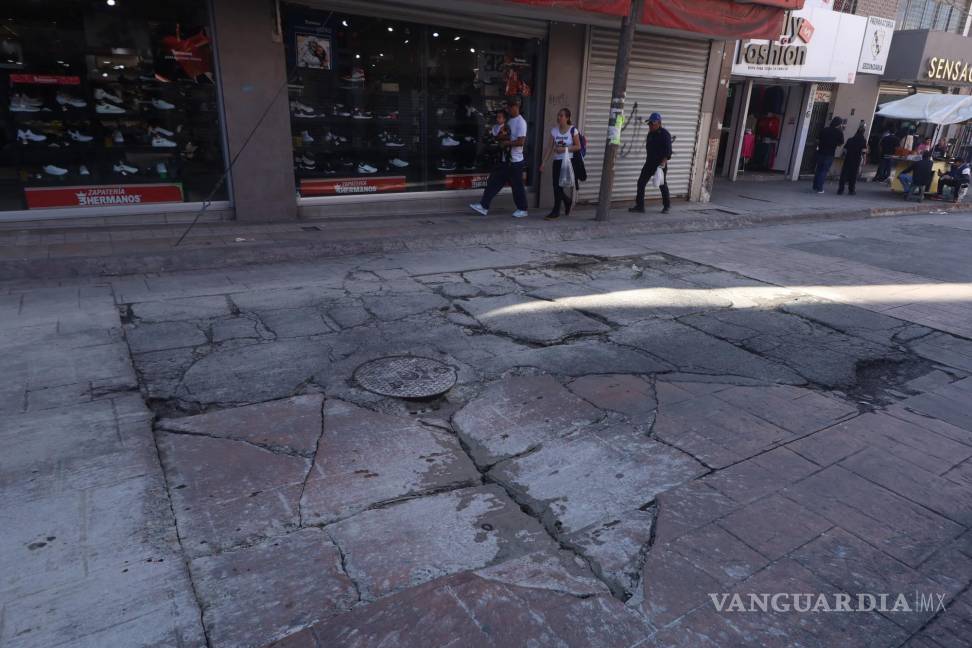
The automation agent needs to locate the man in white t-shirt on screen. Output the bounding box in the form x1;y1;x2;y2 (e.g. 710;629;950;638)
470;97;529;218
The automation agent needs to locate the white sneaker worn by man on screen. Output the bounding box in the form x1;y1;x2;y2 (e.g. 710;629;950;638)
469;203;488;216
512;210;528;218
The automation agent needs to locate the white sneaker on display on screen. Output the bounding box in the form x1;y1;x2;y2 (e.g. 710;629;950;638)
43;164;68;176
151;98;176;110
301;155;316;167
152;135;177;148
95;88;123;104
389;158;409;168
9;100;41;113
56;93;87;108
113;161;138;175
149;126;175;137
301;130;315;143
96;102;125;114
441;136;460;147
68;129;94;142
469;203;488;216
512;210;528;218
15;93;44;107
113;129;125;144
357;163;377;174
17;129;47;143
79;165;91;176
156;162;168;177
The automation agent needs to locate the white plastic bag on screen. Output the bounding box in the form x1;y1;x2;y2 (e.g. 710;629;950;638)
651;166;665;188
559;158;575;188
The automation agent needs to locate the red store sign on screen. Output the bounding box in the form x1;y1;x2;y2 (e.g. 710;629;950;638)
300;176;407;196
444;173;492;190
25;184;184;209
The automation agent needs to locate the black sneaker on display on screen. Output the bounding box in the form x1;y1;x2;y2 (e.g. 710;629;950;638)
437;159;457;171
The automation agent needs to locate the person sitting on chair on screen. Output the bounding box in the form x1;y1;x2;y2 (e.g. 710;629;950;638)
936;157;971;202
900;151;934;199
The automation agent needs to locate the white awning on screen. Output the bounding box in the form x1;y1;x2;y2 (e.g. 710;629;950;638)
877;93;972;125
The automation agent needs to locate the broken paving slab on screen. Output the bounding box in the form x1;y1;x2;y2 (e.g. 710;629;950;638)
485;338;672;377
129;294;233;322
325;485;557;601
457;293;611;345
529;278;731;326
190;528;357;648
310;549;653;648
562;510;656;600
157;432;308;557
610;319;805;385
124;320;208;354
157;394;324;456
299;400;479;526
566;374;657;424
488;424;705;536
452;374;603;467
178;338;332;406
360;292;450;321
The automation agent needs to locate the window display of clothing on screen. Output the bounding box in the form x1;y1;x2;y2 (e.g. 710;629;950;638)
756;115;781;140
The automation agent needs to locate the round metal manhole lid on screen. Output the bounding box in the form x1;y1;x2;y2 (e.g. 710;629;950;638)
354;356;457;399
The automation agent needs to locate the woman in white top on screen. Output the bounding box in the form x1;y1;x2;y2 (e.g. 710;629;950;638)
539;108;581;220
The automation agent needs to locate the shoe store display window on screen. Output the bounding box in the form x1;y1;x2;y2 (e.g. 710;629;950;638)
283;5;538;198
0;0;226;212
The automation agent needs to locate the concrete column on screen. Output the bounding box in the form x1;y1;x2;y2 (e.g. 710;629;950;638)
691;40;733;203
539;23;587;211
211;0;296;221
789;83;816;181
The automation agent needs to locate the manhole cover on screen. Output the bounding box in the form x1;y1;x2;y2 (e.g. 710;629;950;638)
354;356;457;399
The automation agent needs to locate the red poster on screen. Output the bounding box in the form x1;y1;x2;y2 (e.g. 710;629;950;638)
301;176;407;196
10;74;81;86
444;173;492;190
25;184;184;209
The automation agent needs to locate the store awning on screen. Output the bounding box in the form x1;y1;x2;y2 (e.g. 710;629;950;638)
505;0;799;39
877;93;972;125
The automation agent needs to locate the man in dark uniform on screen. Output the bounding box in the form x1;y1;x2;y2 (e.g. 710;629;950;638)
873;129;898;181
630;112;672;214
838;125;867;195
812;117;845;194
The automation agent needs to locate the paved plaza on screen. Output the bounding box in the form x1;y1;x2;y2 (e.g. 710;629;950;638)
2;212;972;647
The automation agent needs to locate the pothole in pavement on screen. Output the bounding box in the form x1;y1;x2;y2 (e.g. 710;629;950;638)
841;356;938;407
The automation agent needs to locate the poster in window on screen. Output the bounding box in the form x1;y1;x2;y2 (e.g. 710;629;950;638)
283;5;334;71
295;34;331;70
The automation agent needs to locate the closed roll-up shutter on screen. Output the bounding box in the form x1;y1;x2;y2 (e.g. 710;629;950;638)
579;28;709;202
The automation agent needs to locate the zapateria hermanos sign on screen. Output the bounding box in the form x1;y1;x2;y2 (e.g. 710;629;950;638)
926;57;972;83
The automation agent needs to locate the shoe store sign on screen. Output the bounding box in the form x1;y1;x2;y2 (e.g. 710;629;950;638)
300;177;407;197
732;6;867;83
24;184;184;209
926;57;972;83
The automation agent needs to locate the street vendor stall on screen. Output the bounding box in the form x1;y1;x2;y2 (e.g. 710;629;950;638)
877;94;972;195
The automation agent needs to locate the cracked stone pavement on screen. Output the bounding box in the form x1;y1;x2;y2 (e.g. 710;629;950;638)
2;212;972;647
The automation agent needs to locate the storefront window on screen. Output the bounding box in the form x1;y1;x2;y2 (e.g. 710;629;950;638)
282;5;539;198
0;0;226;211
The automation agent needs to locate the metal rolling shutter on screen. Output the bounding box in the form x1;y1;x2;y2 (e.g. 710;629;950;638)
579;28;709;202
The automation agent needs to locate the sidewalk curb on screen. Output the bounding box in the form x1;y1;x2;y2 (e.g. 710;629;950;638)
1;202;966;280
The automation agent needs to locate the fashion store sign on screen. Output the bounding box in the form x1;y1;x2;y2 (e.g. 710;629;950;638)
732;7;867;83
25;184;184;209
926;57;972;83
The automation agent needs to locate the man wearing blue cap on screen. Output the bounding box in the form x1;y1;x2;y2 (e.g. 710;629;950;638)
630;112;672;214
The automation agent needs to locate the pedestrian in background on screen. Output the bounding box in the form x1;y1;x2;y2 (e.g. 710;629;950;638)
629;112;672;214
538;107;581;220
874;129;898;181
469;96;529;219
812;117;845;194
838;125;867;196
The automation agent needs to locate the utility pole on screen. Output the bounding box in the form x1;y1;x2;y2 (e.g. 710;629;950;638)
595;0;645;221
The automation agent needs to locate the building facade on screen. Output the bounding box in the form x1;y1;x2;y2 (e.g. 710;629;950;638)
0;0;793;225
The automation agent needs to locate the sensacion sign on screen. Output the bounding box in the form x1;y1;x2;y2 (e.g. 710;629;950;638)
926;57;972;83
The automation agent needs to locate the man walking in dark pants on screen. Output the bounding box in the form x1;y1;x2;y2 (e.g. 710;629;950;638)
470;97;529;218
838;125;867;195
629;112;672;214
812;117;844;194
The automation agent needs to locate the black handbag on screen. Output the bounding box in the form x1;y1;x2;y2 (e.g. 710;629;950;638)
571;154;587;182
